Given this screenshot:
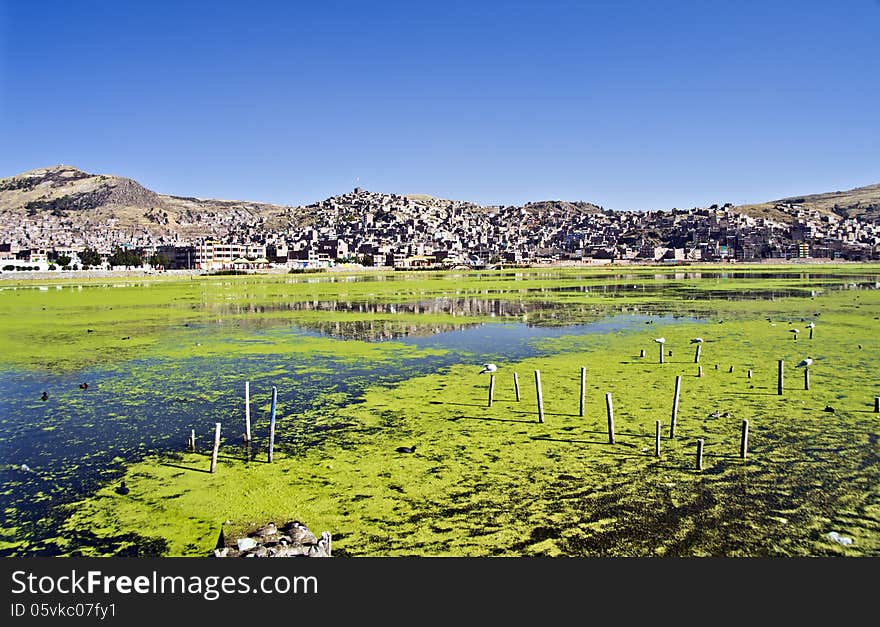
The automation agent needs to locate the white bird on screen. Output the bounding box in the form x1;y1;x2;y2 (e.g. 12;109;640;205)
690;338;704;344
796;357;813;368
479;363;498;374
789;329;800;334
654;337;666;344
807;322;815;328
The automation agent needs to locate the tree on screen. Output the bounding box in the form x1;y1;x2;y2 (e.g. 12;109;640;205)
148;253;170;268
80;248;102;268
108;248;142;268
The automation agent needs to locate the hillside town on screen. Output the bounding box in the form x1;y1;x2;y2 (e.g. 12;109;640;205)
2;184;879;273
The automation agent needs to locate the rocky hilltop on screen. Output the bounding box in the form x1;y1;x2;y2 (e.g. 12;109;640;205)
0;165;293;244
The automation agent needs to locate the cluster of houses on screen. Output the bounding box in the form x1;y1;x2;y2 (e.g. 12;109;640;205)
1;188;878;273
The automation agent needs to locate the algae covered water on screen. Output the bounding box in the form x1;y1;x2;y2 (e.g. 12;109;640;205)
0;265;878;556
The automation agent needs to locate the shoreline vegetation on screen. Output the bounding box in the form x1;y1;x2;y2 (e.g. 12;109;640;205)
1;263;878;557
0;258;873;282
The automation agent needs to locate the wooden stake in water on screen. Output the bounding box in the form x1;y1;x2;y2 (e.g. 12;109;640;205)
696;438;704;471
748;369;752;379
514;372;521;402
488;374;495;407
809;327;814;340
640;349;645;358
698;365;703;377
189;428;196;452
209;423;221;473
579;367;586;417
804;366;809;391
244;381;252;442
694;343;701;363
535;370;544;423
659;343;664;364
671;375;681;438
605;392;615;444
875;396;879;413
655;420;661;457
777;359;784;396
729;366;735;373
268;386;277;463
740;419;749;459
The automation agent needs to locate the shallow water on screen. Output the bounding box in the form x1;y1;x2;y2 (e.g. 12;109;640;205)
0;311;697;554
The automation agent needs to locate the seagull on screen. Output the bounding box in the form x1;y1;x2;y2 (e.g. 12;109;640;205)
690;338;704;344
796;357;813;368
654;337;666;344
479;363;498;374
807;322;815;329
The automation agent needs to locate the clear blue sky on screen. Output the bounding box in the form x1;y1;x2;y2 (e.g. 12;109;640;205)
1;0;878;211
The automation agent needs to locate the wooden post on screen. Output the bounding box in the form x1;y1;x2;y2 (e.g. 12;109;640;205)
728;365;734;373
605;392;615;444
698;365;703;377
268;386;277;463
748;369;752;379
209;423;221;473
694;343;701;363
514;372;520;402
777;360;784;396
659;343;664;364
189;428;196;452
696;438;704;471
875;396;879;413
535;370;544;423
244;381;252;442
670;375;681;438
640;349;645;358
804;367;809;391
714;364;719;370
668;350;673;358
740;419;749;459
655;420;661;457
579;367;586;417
488;374;495;407
809;327;814;340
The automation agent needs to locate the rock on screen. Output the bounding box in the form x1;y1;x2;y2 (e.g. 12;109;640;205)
826;531;853;546
236;537;258;551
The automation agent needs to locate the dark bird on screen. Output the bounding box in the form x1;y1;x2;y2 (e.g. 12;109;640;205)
823;406;835;413
250;522;278;539
115;481;130;495
79;382;88;390
690;338;704;344
121;336;130;340
40;391;48;401
858;344;862;350
86;329;94;333
396;445;416;454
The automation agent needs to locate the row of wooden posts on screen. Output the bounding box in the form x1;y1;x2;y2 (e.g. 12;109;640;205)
485;363;878;470
486;369;751;468
187;383;278;473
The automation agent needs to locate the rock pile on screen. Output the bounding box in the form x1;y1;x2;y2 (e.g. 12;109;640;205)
213;520;331;557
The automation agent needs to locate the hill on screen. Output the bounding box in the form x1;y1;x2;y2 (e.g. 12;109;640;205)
736;183;880;223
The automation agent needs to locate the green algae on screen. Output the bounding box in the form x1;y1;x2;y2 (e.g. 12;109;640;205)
47;275;880;557
3;264;879;556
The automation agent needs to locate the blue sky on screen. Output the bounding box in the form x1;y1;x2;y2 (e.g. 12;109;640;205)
1;0;878;210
